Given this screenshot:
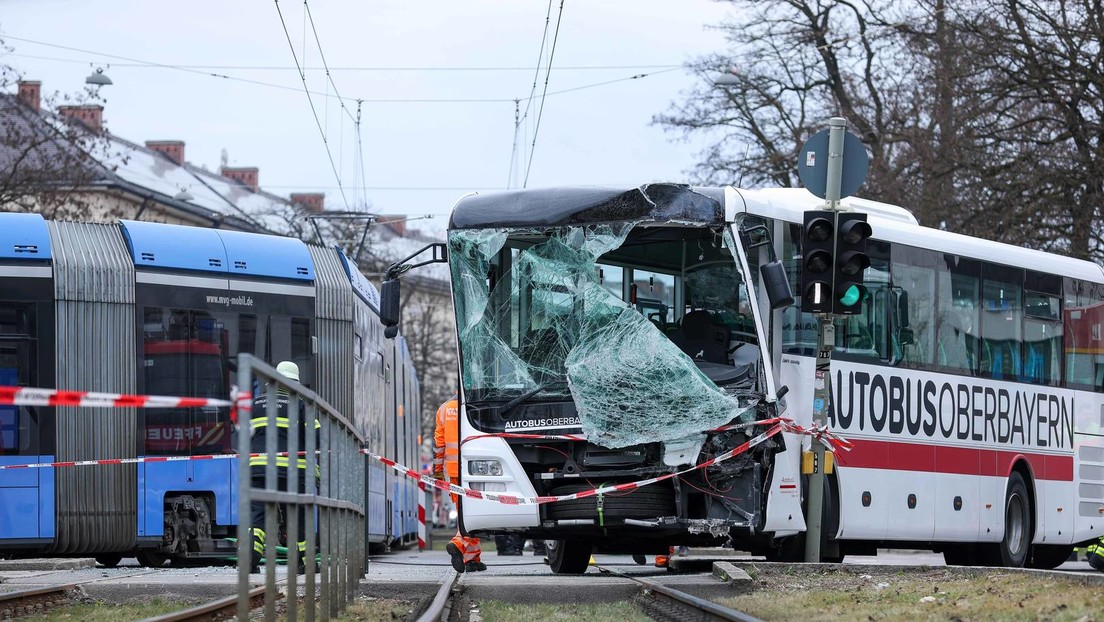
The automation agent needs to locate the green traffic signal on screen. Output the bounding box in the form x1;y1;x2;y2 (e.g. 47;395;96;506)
839;284;862;307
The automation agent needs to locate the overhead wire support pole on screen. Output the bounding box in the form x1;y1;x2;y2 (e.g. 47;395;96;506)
805;116;847;563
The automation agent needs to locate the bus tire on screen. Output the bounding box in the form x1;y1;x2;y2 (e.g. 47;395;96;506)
95;554;122;568
1027;544;1073;569
996;471;1032;567
546;539;592;575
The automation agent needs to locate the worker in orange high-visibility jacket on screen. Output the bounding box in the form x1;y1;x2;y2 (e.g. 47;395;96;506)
434;396;485;572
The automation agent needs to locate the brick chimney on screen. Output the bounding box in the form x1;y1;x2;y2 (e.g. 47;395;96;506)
57;104;104;133
381;215;407;237
146;140;185;165
17;81;41;112
221;166;259;191
290;192;325;213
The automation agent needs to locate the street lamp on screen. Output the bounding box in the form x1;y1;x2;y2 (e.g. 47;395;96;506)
713;67;740;86
85;66;113;86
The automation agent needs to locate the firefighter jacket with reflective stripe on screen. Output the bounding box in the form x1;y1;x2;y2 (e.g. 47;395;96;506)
250;391;320;470
434;398;460;479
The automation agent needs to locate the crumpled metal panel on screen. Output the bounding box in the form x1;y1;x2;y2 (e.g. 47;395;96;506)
47;221;136;554
450;220;756;449
449;183;725;230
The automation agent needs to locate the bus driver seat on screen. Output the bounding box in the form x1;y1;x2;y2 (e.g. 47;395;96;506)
671;310;730;364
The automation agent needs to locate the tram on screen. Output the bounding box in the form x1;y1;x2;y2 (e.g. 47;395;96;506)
0;213;420;564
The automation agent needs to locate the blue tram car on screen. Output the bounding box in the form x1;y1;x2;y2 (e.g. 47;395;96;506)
0;214;421;563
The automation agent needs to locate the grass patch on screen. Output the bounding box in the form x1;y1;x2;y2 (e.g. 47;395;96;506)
720;567;1101;621
38;598;188;621
478;600;651;622
335;597;416;621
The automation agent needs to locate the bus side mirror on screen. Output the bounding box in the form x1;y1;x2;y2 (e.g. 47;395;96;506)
380;279;401;339
894;289;914;346
760;260;795;310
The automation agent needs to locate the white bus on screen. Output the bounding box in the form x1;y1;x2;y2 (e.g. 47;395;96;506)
380;184;1104;574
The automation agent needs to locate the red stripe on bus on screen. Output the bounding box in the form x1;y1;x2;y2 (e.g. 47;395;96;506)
837;438;1073;481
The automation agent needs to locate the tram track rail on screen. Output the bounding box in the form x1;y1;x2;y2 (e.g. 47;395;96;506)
410;565;759;622
414;571;460;622
597;567;762;622
139;585;270;622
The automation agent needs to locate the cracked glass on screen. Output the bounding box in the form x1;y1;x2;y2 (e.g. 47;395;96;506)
450;223;759;448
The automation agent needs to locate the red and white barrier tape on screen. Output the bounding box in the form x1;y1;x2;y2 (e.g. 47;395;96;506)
0;451;318;471
365;420;789;506
0;385;234;409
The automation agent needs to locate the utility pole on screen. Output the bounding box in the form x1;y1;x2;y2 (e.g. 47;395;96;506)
796;117;870;562
804;117;844;563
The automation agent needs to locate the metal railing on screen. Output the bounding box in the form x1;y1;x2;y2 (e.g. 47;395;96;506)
235;354;366;622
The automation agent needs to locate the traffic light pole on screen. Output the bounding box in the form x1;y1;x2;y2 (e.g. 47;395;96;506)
804;117;846;563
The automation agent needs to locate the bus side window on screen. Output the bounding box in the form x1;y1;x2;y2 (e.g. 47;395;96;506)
936;257;980;376
1063;277;1104;391
835;240;891;360
890;245;937;368
981;264;1024;381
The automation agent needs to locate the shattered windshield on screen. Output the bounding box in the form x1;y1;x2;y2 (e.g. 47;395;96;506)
449;223;760;448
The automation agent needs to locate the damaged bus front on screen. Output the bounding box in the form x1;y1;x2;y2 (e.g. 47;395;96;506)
383;184;802;574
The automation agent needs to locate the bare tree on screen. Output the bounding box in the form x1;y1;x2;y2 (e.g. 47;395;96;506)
953;0;1104;260
0;40;125;219
659;0;1104;260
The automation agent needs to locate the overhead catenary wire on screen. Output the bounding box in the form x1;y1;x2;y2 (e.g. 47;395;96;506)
272;0;350;210
507;0;555;189
4;37;685;104
523;0;566;188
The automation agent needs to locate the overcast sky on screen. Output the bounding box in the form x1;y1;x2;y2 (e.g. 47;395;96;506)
1;0;734;230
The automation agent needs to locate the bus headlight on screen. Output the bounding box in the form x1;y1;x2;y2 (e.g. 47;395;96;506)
468;460;503;476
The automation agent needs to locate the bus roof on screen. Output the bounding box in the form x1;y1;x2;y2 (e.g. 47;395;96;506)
734;188;1104;284
448;184;726;230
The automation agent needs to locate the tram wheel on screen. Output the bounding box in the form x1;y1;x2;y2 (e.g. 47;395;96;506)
94;554;122;568
995;471;1032;568
546;539;592;575
136;552;170;568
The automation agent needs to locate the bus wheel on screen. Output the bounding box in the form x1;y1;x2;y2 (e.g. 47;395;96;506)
997;471;1032;567
546;539;591;575
1027;544;1073;569
95;554;122;568
136;552;169;568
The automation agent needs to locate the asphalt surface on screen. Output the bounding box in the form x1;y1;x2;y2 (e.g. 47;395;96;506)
0;548;1098;606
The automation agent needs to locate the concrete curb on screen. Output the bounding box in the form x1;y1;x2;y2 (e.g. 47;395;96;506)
0;558;94;571
712;561;752;585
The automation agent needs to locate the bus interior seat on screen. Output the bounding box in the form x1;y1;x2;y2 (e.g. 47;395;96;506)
670;310;730;364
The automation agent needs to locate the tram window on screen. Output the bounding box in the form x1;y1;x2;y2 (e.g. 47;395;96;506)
891;245;937;368
0;340;37;455
0;305;34;337
143;307;236;455
1063;278;1104;391
981;264;1024;381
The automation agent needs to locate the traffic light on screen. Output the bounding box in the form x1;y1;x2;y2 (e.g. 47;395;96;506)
832;212;872;315
800;210;835;314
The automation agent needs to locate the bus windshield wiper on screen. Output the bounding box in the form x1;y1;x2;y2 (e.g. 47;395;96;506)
498;381;569;417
